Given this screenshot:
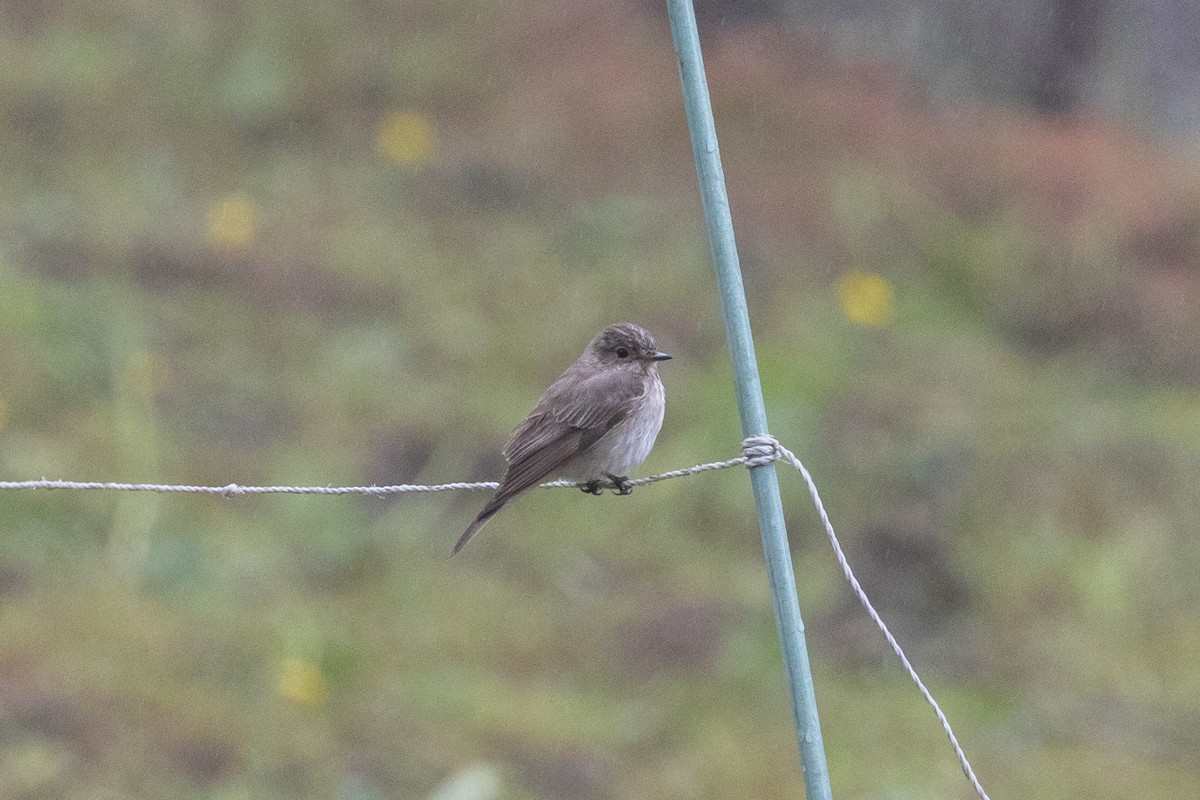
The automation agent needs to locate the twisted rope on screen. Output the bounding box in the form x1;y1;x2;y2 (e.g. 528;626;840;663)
1;435;988;799
0;449;769;496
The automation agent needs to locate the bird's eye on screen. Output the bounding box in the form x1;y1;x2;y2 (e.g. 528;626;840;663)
616;347;630;359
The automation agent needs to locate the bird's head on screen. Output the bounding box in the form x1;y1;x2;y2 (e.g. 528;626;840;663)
588;323;671;369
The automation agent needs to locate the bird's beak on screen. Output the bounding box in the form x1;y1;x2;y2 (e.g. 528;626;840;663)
649;351;672;361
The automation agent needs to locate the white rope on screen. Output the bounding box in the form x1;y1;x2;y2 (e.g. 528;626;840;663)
0;478;503;496
1;436;989;799
0;454;752;496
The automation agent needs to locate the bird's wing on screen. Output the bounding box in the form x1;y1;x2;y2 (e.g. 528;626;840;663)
502;366;648;466
488;426;587;509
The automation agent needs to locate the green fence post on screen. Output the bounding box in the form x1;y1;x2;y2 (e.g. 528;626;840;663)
665;2;834;797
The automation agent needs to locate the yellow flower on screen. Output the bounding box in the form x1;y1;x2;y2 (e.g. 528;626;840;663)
376;111;434;165
276;658;327;705
837;270;895;327
207;193;258;250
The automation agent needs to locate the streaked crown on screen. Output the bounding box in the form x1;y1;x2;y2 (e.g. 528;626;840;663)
589;323;662;362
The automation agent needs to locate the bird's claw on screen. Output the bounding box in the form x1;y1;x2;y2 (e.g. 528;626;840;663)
605;473;634;496
579;476;633;495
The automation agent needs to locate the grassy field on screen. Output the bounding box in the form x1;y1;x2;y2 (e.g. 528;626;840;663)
1;1;1199;798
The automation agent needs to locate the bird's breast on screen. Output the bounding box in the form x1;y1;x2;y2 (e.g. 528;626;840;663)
565;372;665;480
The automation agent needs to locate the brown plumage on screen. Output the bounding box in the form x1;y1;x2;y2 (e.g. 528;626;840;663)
453;323;670;555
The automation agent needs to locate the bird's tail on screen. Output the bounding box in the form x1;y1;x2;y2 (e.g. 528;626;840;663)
452;506;500;556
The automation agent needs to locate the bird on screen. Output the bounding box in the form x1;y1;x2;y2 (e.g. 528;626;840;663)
453;322;670;555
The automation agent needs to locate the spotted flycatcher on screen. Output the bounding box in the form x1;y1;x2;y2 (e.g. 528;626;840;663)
453;322;670;554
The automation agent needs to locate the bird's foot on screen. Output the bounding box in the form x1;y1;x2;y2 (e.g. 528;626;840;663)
605;473;634;496
580;480;605;496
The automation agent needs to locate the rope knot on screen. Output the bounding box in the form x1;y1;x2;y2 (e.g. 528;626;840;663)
741;435;783;468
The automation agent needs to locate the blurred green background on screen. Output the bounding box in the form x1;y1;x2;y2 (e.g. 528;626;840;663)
2;1;1200;798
